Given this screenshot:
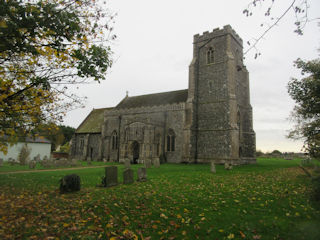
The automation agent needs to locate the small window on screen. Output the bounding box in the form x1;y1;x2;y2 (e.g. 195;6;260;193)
207;47;214;64
209;82;213;91
80;138;84;149
111;131;118;150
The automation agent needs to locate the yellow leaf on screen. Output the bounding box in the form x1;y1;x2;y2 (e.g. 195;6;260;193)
0;20;7;28
227;233;235;239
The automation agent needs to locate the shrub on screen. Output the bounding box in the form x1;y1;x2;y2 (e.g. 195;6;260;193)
18;144;31;165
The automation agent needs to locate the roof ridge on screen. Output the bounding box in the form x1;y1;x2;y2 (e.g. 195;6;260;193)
126;89;188;99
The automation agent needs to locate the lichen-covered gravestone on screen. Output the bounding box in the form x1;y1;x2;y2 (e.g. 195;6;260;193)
137;167;147;182
210;161;216;173
144;159;152;168
123;168;134;184
124;158;131;169
153;158;160;168
103;166;118;187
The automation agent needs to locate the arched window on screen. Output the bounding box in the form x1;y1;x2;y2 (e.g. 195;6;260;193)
167;129;175;152
207;47;214;64
111;131;118;150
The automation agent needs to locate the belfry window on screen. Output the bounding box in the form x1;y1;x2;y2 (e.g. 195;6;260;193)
166;129;175;152
207;47;214;64
111;131;118;150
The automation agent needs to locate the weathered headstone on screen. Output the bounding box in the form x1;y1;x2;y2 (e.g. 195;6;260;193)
210;161;216;173
0;158;3;167
29;160;36;169
137;167;147;182
34;154;41;162
103;166;118;187
153;158;160;168
144;159;152;168
8;157;18;165
124;158;131;169
123;168;134;184
224;162;233;170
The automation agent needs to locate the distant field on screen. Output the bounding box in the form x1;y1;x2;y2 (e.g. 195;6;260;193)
0;158;319;239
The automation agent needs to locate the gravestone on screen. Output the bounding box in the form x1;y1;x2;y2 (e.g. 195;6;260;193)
224;162;233;170
29;160;36;169
144;159;152;168
124;158;131;169
8;157;18;165
153;158;160;168
59;174;81;193
104;166;118;187
123;168;134;184
137;167;147;182
34;154;41;162
0;158;3;167
210;161;216;173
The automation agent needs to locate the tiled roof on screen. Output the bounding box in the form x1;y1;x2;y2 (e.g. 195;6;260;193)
116;89;188;109
24;136;51;144
76;107;113;133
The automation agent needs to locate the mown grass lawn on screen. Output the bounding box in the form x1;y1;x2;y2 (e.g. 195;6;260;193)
0;158;319;240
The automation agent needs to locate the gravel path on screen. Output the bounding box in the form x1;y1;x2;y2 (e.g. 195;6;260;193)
0;165;115;175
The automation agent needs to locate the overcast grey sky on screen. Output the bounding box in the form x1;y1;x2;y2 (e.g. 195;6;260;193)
63;0;320;153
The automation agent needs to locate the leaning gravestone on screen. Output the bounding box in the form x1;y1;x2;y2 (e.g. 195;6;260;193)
104;166;118;187
210;161;216;173
153;158;160;168
124;158;131;169
123;168;134;184
137;167;147;182
144;159;152;168
0;158;3;167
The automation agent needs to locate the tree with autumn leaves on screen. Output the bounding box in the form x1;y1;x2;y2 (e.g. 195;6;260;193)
0;0;115;153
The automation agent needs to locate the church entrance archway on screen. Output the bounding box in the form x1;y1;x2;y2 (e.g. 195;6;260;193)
131;141;139;164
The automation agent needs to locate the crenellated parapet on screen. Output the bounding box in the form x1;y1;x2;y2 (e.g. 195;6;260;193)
193;25;243;46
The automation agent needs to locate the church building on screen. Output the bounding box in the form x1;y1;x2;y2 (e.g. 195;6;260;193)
71;25;256;165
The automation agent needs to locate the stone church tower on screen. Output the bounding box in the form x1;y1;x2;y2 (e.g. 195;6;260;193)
184;25;256;164
71;25;256;165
